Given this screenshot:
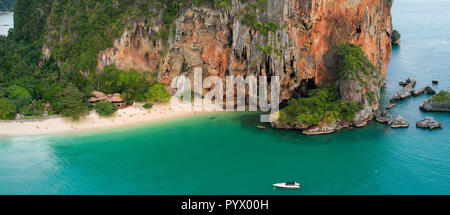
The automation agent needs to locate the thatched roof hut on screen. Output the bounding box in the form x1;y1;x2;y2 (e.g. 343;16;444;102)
89;91;124;104
92;91;106;98
88;97;99;102
108;93;124;103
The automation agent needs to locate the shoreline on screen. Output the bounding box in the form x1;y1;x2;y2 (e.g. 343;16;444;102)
0;103;220;138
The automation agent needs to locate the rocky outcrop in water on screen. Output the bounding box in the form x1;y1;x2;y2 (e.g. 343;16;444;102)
375;111;392;125
391;115;409;128
302;121;352;136
391;77;416;101
392;78;436;101
416;117;442;130
411;86;436;96
420;102;450;112
391;30;401;45
420;91;450;112
386;103;396;109
420;103;450;112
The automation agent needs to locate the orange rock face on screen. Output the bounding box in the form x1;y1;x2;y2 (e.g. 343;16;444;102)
97;0;392;102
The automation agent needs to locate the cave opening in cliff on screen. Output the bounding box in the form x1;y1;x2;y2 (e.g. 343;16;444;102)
280;78;317;109
297;78;317;98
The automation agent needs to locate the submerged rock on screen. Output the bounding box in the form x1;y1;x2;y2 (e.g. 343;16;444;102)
391;115;409;128
432;80;439;85
416;117;442;130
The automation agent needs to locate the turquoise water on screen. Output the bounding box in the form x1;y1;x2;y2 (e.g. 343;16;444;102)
0;12;13;36
0;0;449;194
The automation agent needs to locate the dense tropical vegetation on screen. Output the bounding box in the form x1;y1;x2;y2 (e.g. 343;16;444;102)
336;43;377;83
0;0;178;121
425;90;450;105
146;83;172;103
1;0;275;121
2;0;373;124
0;0;15;11
95;65;159;103
95;101;118;117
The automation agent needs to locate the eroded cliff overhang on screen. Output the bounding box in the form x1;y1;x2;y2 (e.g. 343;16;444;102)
95;0;392;101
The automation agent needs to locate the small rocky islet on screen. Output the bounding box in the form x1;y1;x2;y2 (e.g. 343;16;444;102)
416;117;442;130
420;90;450;112
390;77;436;102
391;115;410;128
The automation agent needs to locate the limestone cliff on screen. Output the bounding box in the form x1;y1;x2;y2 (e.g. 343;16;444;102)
96;0;392;102
39;0;393;133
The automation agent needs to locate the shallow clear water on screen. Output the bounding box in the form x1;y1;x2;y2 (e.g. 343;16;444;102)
0;12;13;36
0;0;449;194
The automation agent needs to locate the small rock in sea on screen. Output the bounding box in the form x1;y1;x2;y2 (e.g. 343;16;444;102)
411;89;425;96
407;77;416;87
256;125;266;129
375;111;392;124
399;77;416;87
354;120;367;127
391;30;401;45
424;86;436;95
386;103;396;109
391;115;410;128
416;117;442;130
432;80;439;85
375;115;392;125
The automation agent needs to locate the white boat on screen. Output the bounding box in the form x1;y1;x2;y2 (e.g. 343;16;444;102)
273;182;302;189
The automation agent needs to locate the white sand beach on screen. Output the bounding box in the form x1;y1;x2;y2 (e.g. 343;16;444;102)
0;103;220;137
